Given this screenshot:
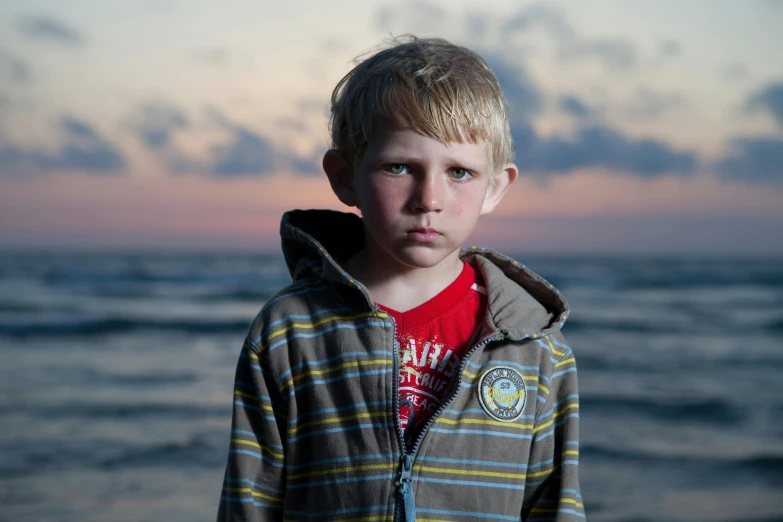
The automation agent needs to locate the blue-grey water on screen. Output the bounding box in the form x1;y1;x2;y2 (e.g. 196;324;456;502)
1;252;781;522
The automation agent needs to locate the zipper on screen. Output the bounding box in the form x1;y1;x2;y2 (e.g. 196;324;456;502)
387;315;505;522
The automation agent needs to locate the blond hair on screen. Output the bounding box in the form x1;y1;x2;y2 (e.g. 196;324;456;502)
328;35;514;178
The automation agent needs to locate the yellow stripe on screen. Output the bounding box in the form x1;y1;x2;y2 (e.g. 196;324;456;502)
265;312;381;343
234;390;274;411
548;337;565;356
554;357;575;368
287;463;395;480
414;464;526;480
223;486;282;503
288;359;392;384
553;403;578;418
563;450;579;456
230;438;284;460
288;411;392;434
538;383;550;394
291;516;393;522
561;498;585;508
528;465;557;479
533;418;553;433
463;370;478;379
530;498;584;513
434;417;533;430
534;403;578;433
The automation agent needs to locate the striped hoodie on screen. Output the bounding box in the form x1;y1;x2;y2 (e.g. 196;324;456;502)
218;209;584;522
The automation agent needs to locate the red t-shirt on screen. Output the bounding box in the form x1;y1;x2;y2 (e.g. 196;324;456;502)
376;260;487;443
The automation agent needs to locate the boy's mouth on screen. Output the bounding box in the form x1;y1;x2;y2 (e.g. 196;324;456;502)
407;228;441;242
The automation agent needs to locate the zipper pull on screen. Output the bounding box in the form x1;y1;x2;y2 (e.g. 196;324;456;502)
398;455;416;522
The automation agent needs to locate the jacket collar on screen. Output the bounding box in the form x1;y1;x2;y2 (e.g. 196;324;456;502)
280;209;569;341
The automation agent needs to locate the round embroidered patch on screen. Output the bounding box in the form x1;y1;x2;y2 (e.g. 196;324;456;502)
478;367;527;422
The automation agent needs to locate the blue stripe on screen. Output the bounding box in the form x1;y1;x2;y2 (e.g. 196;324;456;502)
538;395;580;420
278;350;390;382
418;456;529;469
228;449;284;468
288;422;394;442
231;429;284;449
284;504;394;517
528;509;584;520
550;337;572;351
220;496;281;509
268;320;389;352
294;401;392;423
441;408;535;420
289;368;393;393
260;306;353;339
287;473;395;489
233;401;276;421
233;381;272;402
225;477;283;494
416;507;519;521
552;367;577;380
288;453;397;470
428;428;532;440
416;476;525;490
528;458;553;469
533;413;579;442
466;361;552;384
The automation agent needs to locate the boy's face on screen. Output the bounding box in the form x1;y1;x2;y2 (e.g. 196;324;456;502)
324;120;517;273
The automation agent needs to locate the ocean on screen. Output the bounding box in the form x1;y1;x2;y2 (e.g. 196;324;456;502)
1;251;781;522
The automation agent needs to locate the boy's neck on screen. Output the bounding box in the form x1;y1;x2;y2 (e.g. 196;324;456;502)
342;245;465;313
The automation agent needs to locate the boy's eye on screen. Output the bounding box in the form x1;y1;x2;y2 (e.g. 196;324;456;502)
451;168;472;180
387;164;408;175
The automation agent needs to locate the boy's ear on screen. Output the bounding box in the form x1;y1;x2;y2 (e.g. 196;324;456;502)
480;163;519;215
322;149;359;208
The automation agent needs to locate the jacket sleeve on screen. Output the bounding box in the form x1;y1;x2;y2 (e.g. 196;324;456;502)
521;334;584;521
217;336;287;521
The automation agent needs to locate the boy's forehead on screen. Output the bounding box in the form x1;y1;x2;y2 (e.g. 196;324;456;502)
367;119;492;162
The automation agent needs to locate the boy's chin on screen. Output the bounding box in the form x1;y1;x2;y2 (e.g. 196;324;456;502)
388;245;462;270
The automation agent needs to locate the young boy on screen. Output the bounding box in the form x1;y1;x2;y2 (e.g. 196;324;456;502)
218;36;583;521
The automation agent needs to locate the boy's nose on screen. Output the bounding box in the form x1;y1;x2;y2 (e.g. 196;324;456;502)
410;176;445;213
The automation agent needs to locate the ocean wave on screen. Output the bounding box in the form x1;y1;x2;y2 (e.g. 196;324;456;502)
0;317;252;338
581;443;783;484
3;402;229;420
581;396;744;424
0;434;227;478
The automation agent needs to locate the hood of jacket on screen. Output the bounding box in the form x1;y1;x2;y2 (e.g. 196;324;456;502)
279;209;570;341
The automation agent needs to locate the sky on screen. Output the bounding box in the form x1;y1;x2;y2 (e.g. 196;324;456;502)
0;0;782;254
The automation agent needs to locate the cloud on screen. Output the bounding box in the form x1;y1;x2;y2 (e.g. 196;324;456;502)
560;39;638;72
0;116;124;176
208;124;320;176
624;87;685;121
659;40;681;57
745;81;783;128
483;55;542;122
723;62;749;81
209;126;285;176
559;95;591;119
17;15;84;46
195;47;228;65
513;124;698;177
129;102;189;149
715;137;783;184
376;2;448;34
0;50;31;84
501;4;574;41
